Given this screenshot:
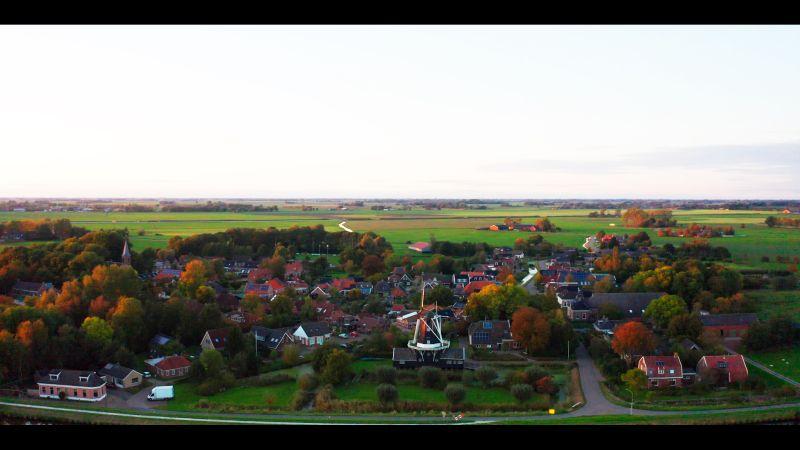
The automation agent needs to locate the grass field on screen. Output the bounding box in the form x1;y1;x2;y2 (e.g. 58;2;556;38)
1;208;798;270
163;381;298;411
749;348;800;381
748;290;800;322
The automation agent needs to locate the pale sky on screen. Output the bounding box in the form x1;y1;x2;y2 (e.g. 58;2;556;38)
1;25;798;199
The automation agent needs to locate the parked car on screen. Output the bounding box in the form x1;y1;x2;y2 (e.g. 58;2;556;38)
147;385;174;401
143;371;152;378
338;333;349;339
350;331;359;337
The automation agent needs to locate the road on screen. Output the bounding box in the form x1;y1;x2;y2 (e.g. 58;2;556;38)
4;345;800;425
338;221;353;233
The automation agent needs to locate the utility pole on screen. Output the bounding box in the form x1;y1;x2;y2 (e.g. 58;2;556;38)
626;388;634;415
567;339;570;361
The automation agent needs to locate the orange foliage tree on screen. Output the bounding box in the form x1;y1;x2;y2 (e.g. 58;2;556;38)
611;321;655;364
511;306;551;354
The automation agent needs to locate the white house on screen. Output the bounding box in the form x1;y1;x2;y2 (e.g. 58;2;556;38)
293;321;332;347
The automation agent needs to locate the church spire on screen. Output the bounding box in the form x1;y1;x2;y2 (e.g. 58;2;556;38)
121;240;131;266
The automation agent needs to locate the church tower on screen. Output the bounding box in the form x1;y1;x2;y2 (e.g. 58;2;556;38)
121;240;132;266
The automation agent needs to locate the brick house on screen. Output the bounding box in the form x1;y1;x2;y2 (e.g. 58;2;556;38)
467;320;519;351
145;355;192;379
700;313;758;340
98;363;143;389
35;369;107;402
637;354;684;388
201;328;231;351
696;355;749;385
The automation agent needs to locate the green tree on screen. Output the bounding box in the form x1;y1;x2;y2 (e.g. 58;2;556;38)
418;366;444;389
320;348;353;385
643;295;687;329
444;383;466;406
621;368;648;392
376;383;398;405
81;317;113;347
511;383;534;403
475;366;498;388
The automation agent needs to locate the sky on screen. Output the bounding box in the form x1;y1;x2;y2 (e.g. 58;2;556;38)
0;25;798;199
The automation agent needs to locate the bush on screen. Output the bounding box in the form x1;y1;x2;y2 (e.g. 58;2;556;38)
510;383;534;403
313;385;336;411
376;383;399;405
523;366;547;385
238;372;293;387
461;370;474;385
281;344;301;366
535;376;559;395
297;373;318;391
291;390;314;411
504;370;526;387
444;383;466;406
475;366;498;388
375;366;397;385
418;366;444;389
196;398;210;409
770;386;798;398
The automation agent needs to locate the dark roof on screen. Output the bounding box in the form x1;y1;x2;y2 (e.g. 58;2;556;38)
392;348;418;362
150;334;174;347
440;347;466;361
252;326;294;350
467;320;512;345
297;321;331;337
205;328;231;349
584;292;665;317
98;363;138;380
35;369;105;388
11;280;51;293
700;313;759;327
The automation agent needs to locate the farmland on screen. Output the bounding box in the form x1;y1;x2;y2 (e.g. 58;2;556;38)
1;207;798;271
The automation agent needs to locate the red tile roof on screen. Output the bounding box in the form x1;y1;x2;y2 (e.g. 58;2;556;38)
698;355;748;383
638;355;683;379
464;280;495;295
154;355;191;371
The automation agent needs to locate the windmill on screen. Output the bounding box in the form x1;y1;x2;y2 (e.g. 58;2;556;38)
406;277;450;364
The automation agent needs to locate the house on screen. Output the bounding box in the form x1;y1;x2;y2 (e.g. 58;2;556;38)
637;354;684;388
395;311;419;330
149;334;175;356
356;313;387;334
293;321;332;347
284;261;304;279
98;363;143;389
144;355;192;379
567;292;665;322
593;317;620;336
252;326;295;352
287;279;310;294
332;278;357;294
390;286;407;300
408;242;432;253
309;284;331;299
700;313;758;339
696;355;749;385
467;320;518;351
463;280;496;296
201;328;231;351
355;281;373;296
10;281;53;301
374;280;393;297
154;269;182;283
247;268;274;283
555;285;590;308
35;369;107;402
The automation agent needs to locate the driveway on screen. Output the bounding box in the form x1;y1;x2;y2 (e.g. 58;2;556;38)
571;344;630;416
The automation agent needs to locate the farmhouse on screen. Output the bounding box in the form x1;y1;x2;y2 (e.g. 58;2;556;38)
637;354;684;388
700;313;758;339
567;292;665;322
696;355;749;385
293;321;332;347
408;242;432;253
145;355;191;379
98;363;142;389
35;369;107;402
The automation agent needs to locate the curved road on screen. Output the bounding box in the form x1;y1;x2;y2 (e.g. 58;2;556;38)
3;345;799;425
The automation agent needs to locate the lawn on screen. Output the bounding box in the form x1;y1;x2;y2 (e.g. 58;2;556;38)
333;381;536;406
748;347;800;381
748;289;800;322
163;380;297;411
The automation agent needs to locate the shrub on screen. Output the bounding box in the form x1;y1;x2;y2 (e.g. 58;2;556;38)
291;390;314;411
238;372;293;387
297;373;319;391
376;383;399;405
444;383;466;407
523;366;547;385
770;386;798;398
461;370;474;385
313;385;336;411
535;376;559;395
282;344;301;366
375;366;397;385
418;366;444;389
196;398;210;409
510;383;534;403
504;370;526;387
475;366;498;388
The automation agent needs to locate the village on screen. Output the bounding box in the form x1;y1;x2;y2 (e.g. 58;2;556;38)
4;218;793;421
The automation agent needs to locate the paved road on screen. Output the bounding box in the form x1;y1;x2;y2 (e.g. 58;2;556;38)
338;221;353;233
570;344;630;416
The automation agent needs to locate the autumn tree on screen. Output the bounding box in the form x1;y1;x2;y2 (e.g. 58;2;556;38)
110;296;146;351
643;295;687;329
511;306;551;354
611;321;656;364
179;259;211;298
621;368;648;392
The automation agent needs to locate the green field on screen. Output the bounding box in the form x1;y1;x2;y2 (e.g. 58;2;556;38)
749;348;800;381
1;208;798;270
163;381;298;411
749;290;800;322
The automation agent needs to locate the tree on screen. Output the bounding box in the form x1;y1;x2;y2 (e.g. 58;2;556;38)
621;368;648;392
611;322;656;364
667;313;703;340
320;348;353;385
466;283;529;320
361;254;385;277
282;344;301;366
511;306;551;354
81;317;113;347
444;383;466;406
511;383;534;403
376;383;398;405
110;296;145;351
195;285;217;304
418;366;443;389
643;295;687;329
375;366;397;385
475;366;498;388
226;326;245;357
297;373;318;391
179;260;210;298
427;285;454;307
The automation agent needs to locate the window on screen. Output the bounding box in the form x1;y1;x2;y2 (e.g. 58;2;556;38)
717;361;728;369
670;379;676;386
669;369;675;374
93;391;98;398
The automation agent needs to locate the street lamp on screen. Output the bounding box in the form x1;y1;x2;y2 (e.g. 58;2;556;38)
625;388;634;415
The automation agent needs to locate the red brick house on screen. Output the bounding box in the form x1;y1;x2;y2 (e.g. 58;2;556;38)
637;354;684;388
145;355;192;379
284;261;304;279
700;313;758;339
35;369;107;402
696;355;749;385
